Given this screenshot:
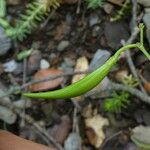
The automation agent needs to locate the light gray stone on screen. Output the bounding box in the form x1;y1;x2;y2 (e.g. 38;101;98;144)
57;41;70;51
89;49;111;70
64;133;81;150
3;60;18;72
40;59;50;69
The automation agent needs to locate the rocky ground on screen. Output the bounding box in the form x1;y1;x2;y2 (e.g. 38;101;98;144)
0;0;150;150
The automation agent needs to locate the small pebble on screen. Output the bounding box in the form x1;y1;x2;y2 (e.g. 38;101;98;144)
103;3;114;14
3;60;18;72
40;59;50;69
0;106;16;124
13;100;31;109
64;132;81;150
92;26;102;37
57;41;70;51
60;62;73;73
27;50;41;75
89;13;99;27
89;49;111;70
13;63;23;75
104;21;129;49
64;57;75;67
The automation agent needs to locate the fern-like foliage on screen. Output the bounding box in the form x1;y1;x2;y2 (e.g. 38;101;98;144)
86;0;105;9
102;92;130;113
102;73;139;113
6;0;60;40
110;0;130;22
122;75;139;87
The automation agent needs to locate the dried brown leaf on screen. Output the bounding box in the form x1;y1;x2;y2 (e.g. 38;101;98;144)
30;69;64;92
0;130;56;150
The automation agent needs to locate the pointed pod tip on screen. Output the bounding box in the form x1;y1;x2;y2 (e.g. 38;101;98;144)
22;92;31;98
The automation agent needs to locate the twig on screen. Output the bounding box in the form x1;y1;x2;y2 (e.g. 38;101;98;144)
72;106;79;133
76;0;81;14
99;131;122;150
131;0;138;31
0;70;90;98
124;2;147;94
31;126;52;146
40;10;55;29
21;58;28;127
121;11;147;94
22;70;90;90
0;100;64;150
22;59;27;86
110;82;150;104
86;81;150;104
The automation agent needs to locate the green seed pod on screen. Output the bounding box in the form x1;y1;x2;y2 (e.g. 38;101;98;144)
23;24;150;100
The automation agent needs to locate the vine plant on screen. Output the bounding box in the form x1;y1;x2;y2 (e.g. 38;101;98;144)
23;24;150;100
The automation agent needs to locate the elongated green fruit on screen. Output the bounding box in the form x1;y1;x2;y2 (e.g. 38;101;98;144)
23;44;139;99
23;24;150;100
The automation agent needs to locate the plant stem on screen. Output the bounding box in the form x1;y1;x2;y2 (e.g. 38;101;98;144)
139;23;144;45
137;44;150;60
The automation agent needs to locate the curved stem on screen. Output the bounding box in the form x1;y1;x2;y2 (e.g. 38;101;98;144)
115;44;137;57
137;44;150;60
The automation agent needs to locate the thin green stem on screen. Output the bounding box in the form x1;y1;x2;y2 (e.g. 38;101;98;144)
115;44;137;58
115;42;150;62
115;23;150;60
137;44;150;60
139;23;144;45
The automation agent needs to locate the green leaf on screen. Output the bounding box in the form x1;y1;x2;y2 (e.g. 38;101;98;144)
86;0;105;9
17;49;33;60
